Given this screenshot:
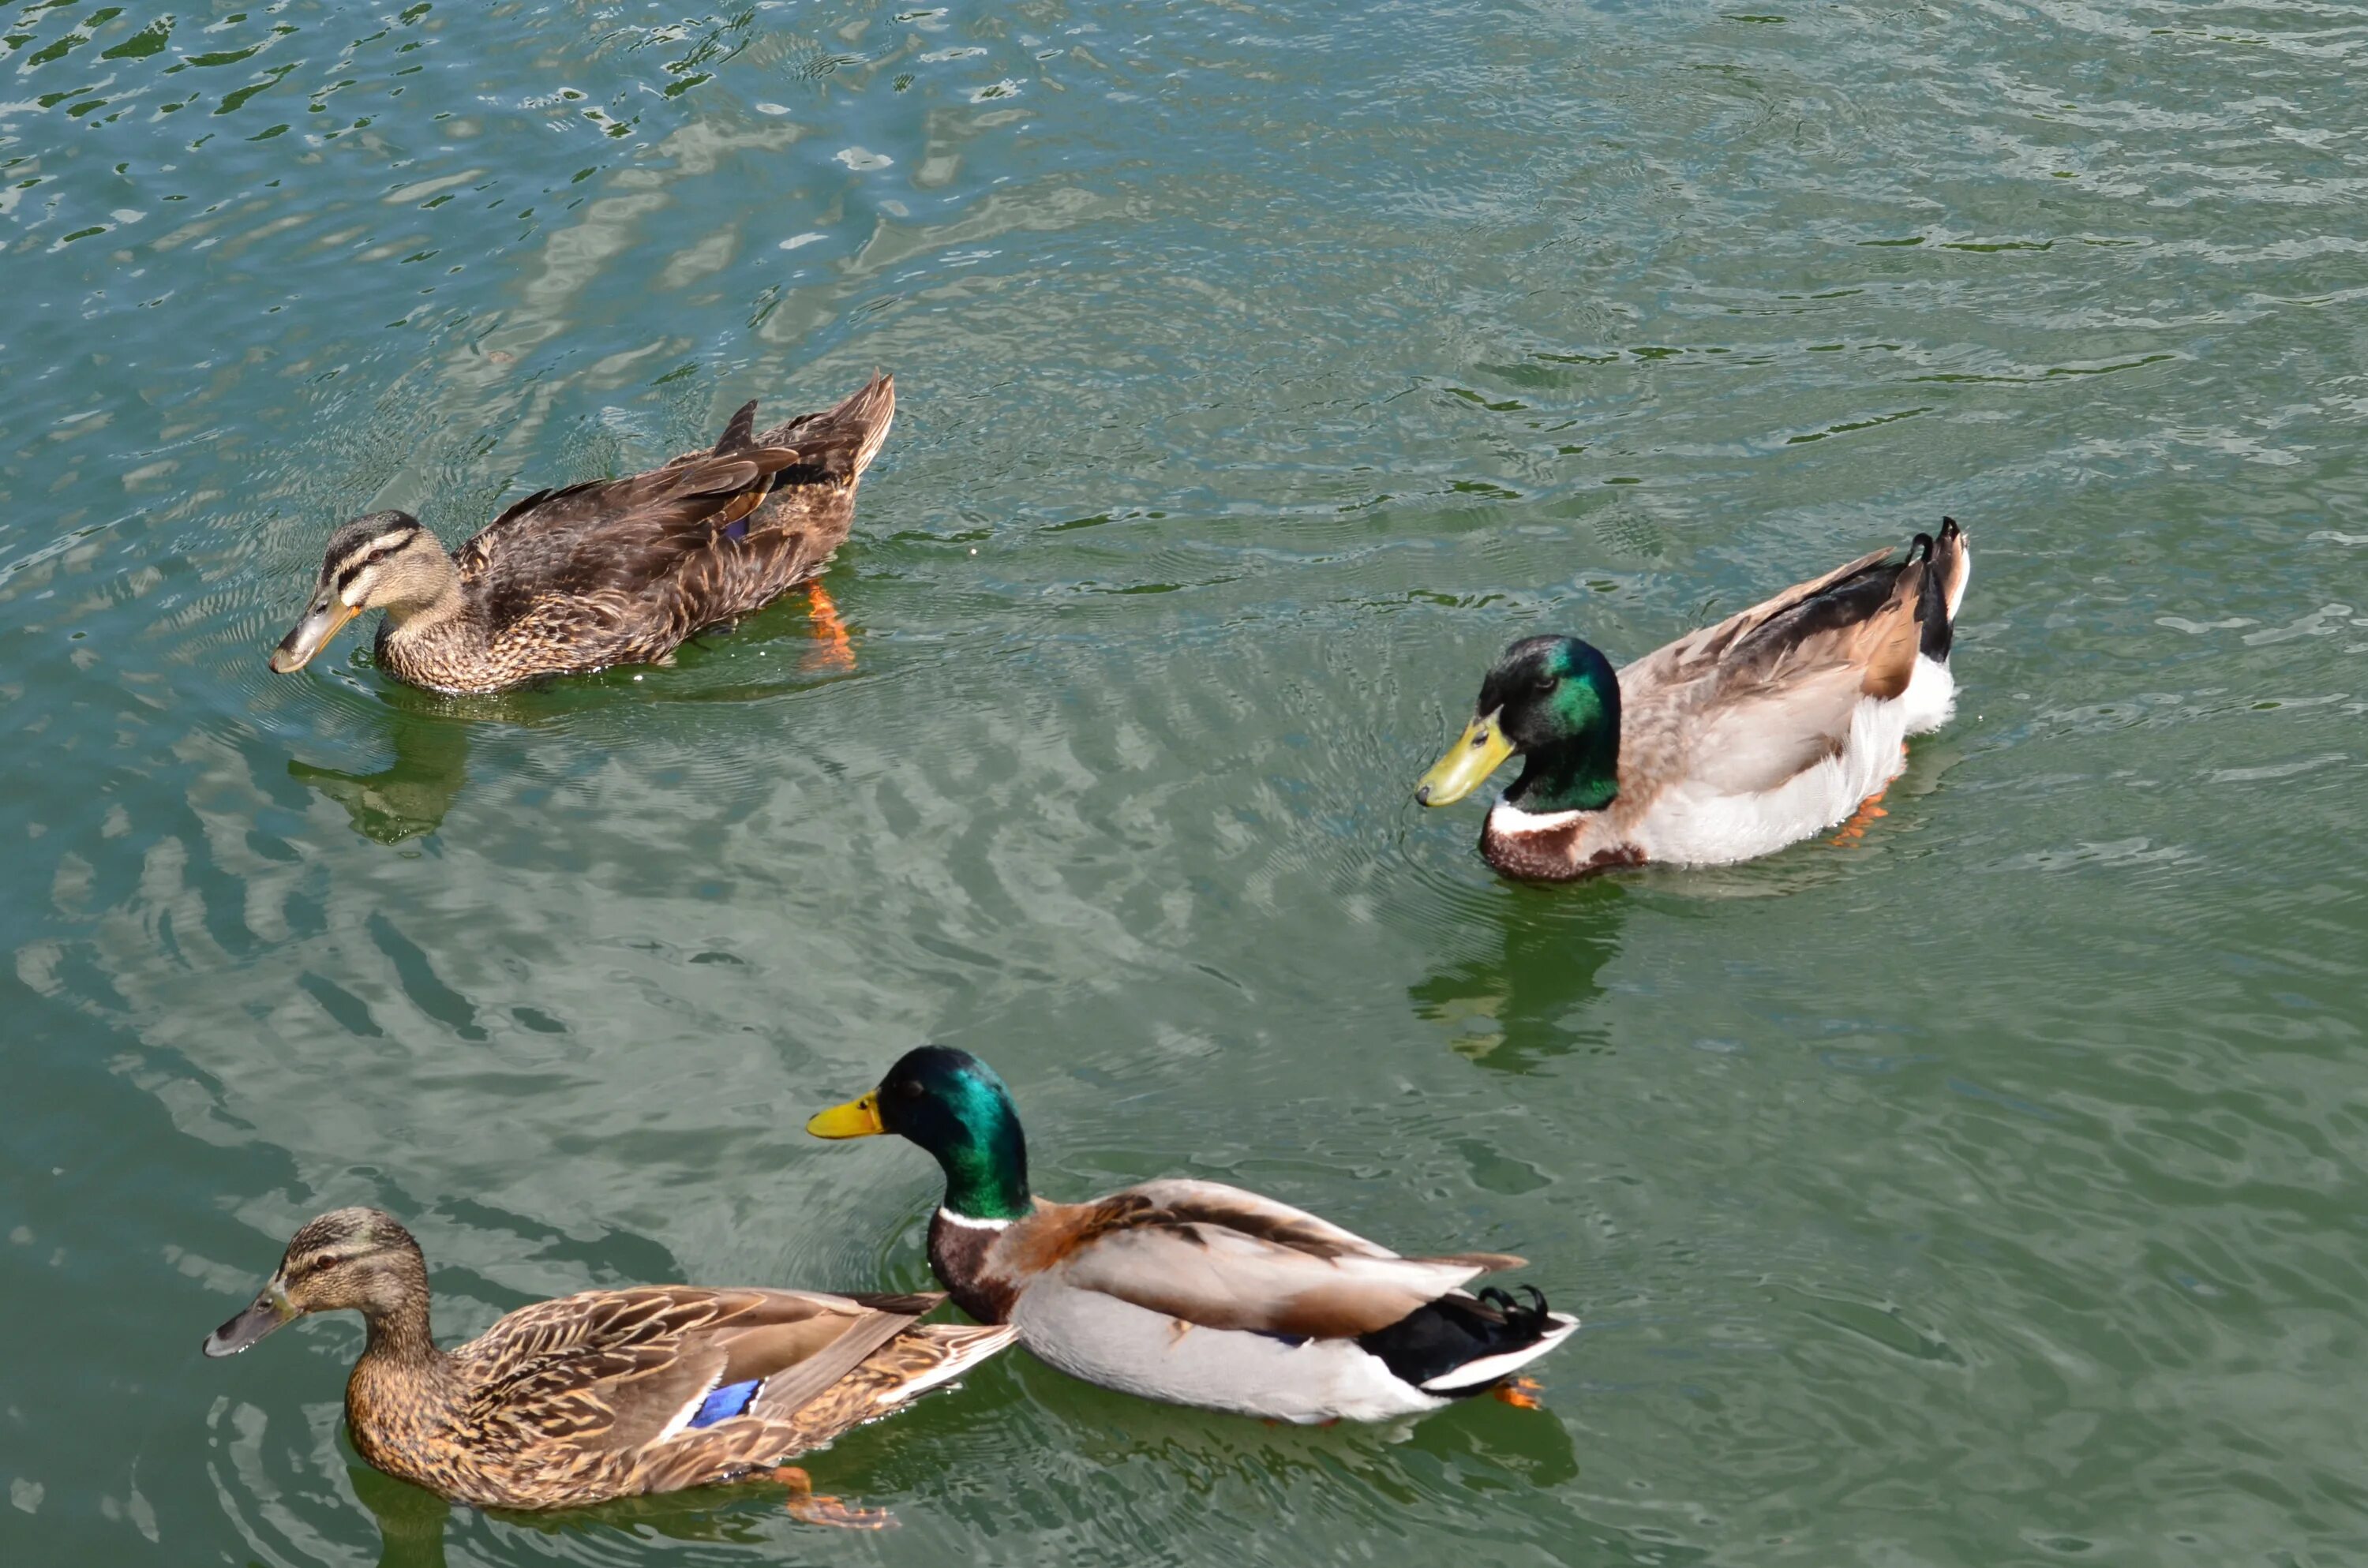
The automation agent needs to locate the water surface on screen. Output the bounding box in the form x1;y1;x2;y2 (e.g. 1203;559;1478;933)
6;1;2367;1563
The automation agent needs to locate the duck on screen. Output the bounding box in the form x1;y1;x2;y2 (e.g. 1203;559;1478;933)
267;372;894;694
806;1046;1578;1424
200;1206;1012;1521
1415;518;1972;879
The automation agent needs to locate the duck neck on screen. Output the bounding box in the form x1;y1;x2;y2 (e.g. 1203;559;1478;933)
933;1106;1032;1224
1505;727;1620;813
355;1266;444;1372
927;1208;1022;1323
379;556;469;642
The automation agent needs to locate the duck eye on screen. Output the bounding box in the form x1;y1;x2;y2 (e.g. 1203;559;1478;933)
894;1079;924;1100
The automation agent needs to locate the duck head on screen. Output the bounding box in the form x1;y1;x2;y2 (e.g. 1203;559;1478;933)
202;1207;427;1356
270;512;455;674
1417;634;1622;814
808;1046;1032;1222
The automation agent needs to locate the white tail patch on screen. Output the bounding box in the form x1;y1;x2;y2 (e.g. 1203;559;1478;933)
1419;1312;1582;1392
1899;653;1957;735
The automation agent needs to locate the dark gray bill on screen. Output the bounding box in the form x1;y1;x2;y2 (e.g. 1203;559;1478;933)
269;594;359;674
203;1282;294;1357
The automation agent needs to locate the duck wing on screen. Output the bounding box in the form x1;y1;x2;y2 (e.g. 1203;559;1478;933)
1019;1180;1523;1338
452;446;803;628
1619;544;1931;796
455;1285;939;1455
628;373;898;624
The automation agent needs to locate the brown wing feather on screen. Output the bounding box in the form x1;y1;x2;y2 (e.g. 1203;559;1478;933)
455;1286;894;1455
1009;1183;1520;1339
1622;547;1896;690
487;374;894;651
1614;544;1931;800
738;1302;924;1421
455;447;800;621
712;398;759;455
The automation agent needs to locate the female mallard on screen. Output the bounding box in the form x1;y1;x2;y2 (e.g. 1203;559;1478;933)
807;1047;1578;1424
1416;518;1971;879
200;1207;1010;1520
268;372;894;694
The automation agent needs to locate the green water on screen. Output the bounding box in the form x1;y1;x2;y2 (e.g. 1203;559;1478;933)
6;0;2366;1562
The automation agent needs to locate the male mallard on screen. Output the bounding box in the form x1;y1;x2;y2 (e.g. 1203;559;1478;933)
200;1207;1011;1519
1416;518;1971;879
268;372;894;694
807;1047;1578;1423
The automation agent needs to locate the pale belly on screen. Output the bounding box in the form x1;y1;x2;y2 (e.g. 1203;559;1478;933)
1009;1285;1444;1423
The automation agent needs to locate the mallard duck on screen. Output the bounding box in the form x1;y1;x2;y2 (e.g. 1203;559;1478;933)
807;1047;1578;1423
268;372;894;693
200;1207;1011;1520
1415;518;1972;879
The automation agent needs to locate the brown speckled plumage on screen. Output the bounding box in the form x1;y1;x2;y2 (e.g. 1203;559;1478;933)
203;1207;1011;1512
272;373;894;694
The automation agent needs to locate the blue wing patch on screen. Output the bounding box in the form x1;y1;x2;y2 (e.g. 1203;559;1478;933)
690;1377;762;1428
721;516;750;542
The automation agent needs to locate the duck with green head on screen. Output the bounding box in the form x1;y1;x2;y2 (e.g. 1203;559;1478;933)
808;1046;1578;1423
1418;520;1972;879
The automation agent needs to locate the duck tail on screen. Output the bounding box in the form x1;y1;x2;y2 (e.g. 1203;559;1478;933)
1891;517;1968;734
1358;1284;1580;1397
1919;516;1970;657
755;371;896;485
868;1321;1017;1407
712;399;761;455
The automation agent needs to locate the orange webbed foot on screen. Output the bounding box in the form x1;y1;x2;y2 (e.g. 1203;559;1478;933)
802;582;855;672
1494;1376;1545;1410
1830;780;1894;845
773;1465;894;1530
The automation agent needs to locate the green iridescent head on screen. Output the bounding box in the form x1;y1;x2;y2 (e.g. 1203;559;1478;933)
1416;634;1622;814
807;1046;1032;1221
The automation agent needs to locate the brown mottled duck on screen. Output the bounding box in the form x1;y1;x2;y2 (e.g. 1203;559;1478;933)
268;372;894;694
1414;518;1972;879
200;1207;1011;1521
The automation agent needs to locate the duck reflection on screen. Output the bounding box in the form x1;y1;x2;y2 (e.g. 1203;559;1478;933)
290;702;471;844
1408;881;1627;1072
350;1463;449;1568
287;581;860;843
351;1458;805;1566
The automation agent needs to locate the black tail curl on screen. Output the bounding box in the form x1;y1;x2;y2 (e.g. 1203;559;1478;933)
1479;1285;1551;1332
1357;1282;1561;1395
1917;516;1961;660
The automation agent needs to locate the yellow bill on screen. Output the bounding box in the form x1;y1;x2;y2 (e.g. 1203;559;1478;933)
1415;709;1515;806
806;1091;886;1139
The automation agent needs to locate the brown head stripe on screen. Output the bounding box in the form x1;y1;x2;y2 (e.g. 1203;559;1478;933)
333;528;422;592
